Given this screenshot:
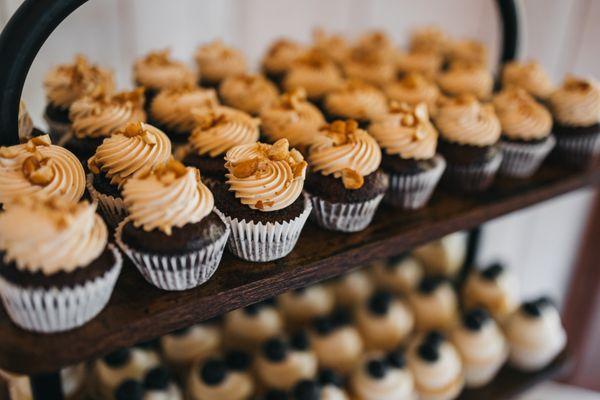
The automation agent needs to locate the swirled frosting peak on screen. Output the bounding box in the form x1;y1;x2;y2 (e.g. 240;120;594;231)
447;39;489;66
0;197;107;275
134;49;196;91
385;73;440;110
324;80;389;121
437;61;493;100
195;40;248;83
410;26;449;55
549;76;600;127
434;95;501;146
262;39;307;74
283;49;344;100
369;102;438;160
219;73;279;115
69;88;147;139
225;139;307;212
396;49;443;80
343;46;396;87
502;60;554;99
123;159;214;234
0;135;85;205
44;55;115;110
309;120;382;189
88;122;172;186
151;85;218;134
493;87;552;140
189;108;260;157
312;28;350;64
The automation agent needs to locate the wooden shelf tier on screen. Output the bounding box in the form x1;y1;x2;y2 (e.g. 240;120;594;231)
0;163;598;375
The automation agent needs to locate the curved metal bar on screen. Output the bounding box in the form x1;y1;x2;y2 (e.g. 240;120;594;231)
0;0;88;145
496;0;521;63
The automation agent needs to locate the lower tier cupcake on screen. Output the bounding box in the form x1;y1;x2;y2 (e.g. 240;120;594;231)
329;270;374;309
408;277;459;332
160;320;222;371
278;285;335;329
223;299;284;351
350;352;417;400
370;253;424;295
188;352;254;400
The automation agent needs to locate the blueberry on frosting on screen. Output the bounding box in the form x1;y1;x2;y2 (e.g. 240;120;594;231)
136;339;159;350
225;350;252;371
331;308;351;326
104;348;131;367
418;342;439;363
170;326;191;337
418;277;444;294
386;252;410;269
424;330;445;346
143;366;171;391
293;287;307;295
366;359;387;379
313;316;334;335
200;359;227;386
522;297;553;318
386;349;406;368
463;308;490;331
318;368;344;388
293;380;320;400
263;337;288;362
264;389;289;400
115;380;144;400
481;263;504;280
290;331;310;351
368;291;393;315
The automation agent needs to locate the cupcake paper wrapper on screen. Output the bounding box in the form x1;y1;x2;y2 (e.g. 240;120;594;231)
86;174;127;229
385;155;446;209
115;215;230;291
554;131;600;168
44;114;70;143
499;136;556;178
307;192;384;233
214;197;312;262
443;151;503;193
0;244;122;333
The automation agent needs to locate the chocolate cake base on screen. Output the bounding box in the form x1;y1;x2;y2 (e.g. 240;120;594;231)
182;152;227;182
501;135;550;145
553;122;600;137
437;138;499;166
381;153;438;175
199;79;221;91
263;69;286;89
305;170;388;204
92;170;122;198
323;111;370;130
147;117;190;145
64;136;105;164
44;104;70;124
121;212;228;255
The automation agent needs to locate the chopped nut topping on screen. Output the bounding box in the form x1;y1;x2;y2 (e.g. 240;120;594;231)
320;119;360;146
197;112;229;130
341;168;364;190
231;157;259;179
289;149;304;163
144;49;173;66
268;139;290;161
30;135;51;147
152;159;189;185
279;88;307;110
22;155;55;186
292;160;307;178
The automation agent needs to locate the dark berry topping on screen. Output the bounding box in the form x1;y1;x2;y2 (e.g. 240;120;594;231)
293;287;307;295
170;326;190;337
103;348;131;367
264;390;289;400
522;300;544;317
463;308;490;331
481;263;504;280
313;316;333;335
386;350;406;369
293;380;320;400
136;339;159;350
368;291;393;315
263;338;288;362
114;380;144;400
387;252;409;269
290;331;310;351
366;359;387;379
143;366;170;391
318;369;344;388
331;308;351;326
417;343;439;362
424;330;445;346
536;296;554;308
225;350;251;371
418;277;444;294
204;315;223;324
263;297;277;306
243;303;260;316
200;359;227;386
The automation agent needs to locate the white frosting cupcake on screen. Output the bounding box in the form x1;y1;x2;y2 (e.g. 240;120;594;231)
351;352;417;400
223;300;284;351
329;270;375;309
188;352;254;400
160;321;221;367
409;278;459;332
370;254;424;295
278;285;335;328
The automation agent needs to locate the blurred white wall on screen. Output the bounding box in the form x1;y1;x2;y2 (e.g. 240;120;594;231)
0;0;597;305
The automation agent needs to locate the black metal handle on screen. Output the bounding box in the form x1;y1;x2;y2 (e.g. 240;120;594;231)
0;0;519;146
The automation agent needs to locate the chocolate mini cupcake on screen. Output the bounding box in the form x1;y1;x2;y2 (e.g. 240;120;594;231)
160;320;222;369
0;135;85;206
223;299;284;351
369;102;445;209
312;28;350;65
370;253;424;295
502;60;554;100
261;39;307;86
548;76;600;168
329;270;374;309
493;87;555;178
43;55;114;140
0;197;121;333
434;95;502;192
183;107;259;185
323;80;388;128
356;291;414;351
413;232;467;278
149;84;218;145
385;73;440;112
283;49;344;105
133;49;196;108
350;352;416;400
116;160;229;291
219;73;279;116
396;49;443;80
214;139;311;262
407;331;465;400
188;352;254;400
260;88;326;152
408;277;459;332
437;61;493;101
66;88;146;163
278;284;335;328
451;308;508;388
342;46;396;88
87;122;171;227
195;40;248;89
306;120;388;232
505;297;566;371
255;333;318;390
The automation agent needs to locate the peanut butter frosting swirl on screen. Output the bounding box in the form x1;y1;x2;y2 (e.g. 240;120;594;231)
385;73;440;111
493;87;552;140
369;102;438;160
549;76;600;127
447;39;489;66
262;39;307;74
410;26;449;55
0;135;85;205
437;61;493;100
189;109;260;157
309;120;382;186
70;89;147;139
195;40;247;83
225;139;307;212
44;55;114;109
324;80;389;121
260;89;325;148
151;85;218;133
134;49;196;91
355;31;395;62
219;73;279;115
502;61;554;99
0;197;107;275
283;49;344;100
88;122;171;186
396;49;443;79
123;160;214;235
312;28;350;64
343;47;396;87
434;95;501;146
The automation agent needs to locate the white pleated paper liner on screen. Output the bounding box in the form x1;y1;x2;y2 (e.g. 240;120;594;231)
214;196;312;262
385;154;446;210
0;244;122;333
86;174;127;229
499;135;556;178
307;192;384;233
43;113;70;144
115;215;230;291
553;131;600;169
443;151;503;193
